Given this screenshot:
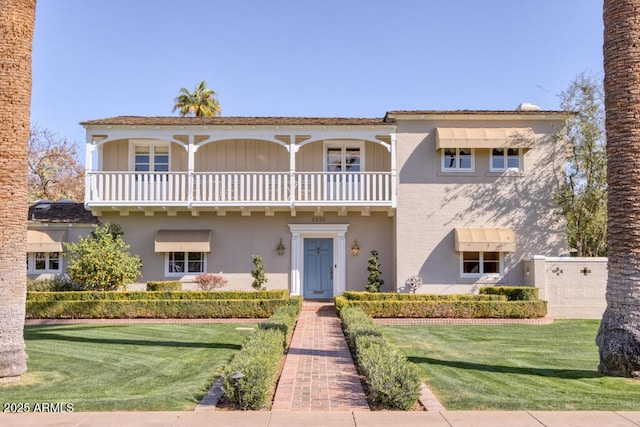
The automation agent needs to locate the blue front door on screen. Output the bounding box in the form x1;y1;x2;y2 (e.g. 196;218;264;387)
303;238;333;299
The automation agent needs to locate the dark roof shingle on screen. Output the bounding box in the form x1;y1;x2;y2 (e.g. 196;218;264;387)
80;116;390;127
28;202;98;224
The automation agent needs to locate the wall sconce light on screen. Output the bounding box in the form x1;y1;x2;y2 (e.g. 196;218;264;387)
277;238;286;256
351;241;360;256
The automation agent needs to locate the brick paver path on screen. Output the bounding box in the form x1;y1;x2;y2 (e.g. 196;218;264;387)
272;302;369;411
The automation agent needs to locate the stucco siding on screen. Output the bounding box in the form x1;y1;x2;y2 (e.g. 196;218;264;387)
394;118;567;293
99;211;393;293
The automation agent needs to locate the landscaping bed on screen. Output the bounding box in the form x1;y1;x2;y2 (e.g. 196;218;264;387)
335;288;547;319
26;290;293;319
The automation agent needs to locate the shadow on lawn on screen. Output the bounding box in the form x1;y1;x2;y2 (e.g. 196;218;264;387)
26;330;242;350
408;356;603;379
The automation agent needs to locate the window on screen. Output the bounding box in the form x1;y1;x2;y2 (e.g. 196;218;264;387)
442;148;474;172
325;142;363;173
166;252;205;275
134;144;170;172
27;252;61;273
460;251;502;277
491;148;522;172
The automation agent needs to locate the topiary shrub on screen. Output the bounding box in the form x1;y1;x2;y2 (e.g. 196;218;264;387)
251;255;267;291
365;250;384;292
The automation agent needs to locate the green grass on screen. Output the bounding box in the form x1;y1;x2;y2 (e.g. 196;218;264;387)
0;324;256;411
383;320;640;410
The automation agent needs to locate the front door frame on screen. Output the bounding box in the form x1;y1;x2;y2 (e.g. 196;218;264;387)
289;224;349;297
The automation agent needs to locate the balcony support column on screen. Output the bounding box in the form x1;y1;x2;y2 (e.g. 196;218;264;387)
390;132;397;208
84;137;96;207
289;135;298;207
187;135;195;208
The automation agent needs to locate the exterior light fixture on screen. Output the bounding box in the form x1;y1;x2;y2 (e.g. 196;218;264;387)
351;241;360;256
277;238;286;256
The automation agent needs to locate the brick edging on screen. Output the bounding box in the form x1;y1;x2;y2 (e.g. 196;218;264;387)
25;318;265;325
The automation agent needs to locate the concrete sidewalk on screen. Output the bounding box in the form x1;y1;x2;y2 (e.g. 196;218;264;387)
2;410;640;426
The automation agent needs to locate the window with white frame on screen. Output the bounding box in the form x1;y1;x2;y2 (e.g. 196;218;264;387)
325;142;363;173
442;148;474;172
490;148;522;172
134;144;170;172
27;252;61;273
166;252;205;275
460;251;503;277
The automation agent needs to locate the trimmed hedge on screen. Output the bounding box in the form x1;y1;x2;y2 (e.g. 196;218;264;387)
26;299;294;319
342;291;506;301
335;296;547;319
340;306;421;410
146;281;182;291
26;289;289;302
221;299;302;409
220;328;284;409
479;286;539;301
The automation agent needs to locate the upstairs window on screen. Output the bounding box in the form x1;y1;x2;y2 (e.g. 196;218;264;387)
491;148;522;172
325;142;363;173
442;148;474;172
134;144;170;172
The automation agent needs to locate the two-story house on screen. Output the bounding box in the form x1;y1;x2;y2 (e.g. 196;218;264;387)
70;104;566;296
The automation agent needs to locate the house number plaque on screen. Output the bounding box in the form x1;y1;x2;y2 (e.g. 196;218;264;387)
311;216;326;223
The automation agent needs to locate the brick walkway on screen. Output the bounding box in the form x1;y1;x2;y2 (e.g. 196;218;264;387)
271;302;369;411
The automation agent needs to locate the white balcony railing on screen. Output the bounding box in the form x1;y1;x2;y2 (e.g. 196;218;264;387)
86;171;394;207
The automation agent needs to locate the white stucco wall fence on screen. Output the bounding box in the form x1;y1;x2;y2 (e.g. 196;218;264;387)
523;256;607;319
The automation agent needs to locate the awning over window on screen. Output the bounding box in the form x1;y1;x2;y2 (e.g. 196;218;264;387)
454;228;516;252
435;128;536;149
154;230;212;252
27;229;67;252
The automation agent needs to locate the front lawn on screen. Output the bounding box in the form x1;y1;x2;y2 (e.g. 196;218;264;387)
0;324;255;411
383;320;640;410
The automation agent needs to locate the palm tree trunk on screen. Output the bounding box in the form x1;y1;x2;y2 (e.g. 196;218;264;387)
596;0;640;377
0;0;36;380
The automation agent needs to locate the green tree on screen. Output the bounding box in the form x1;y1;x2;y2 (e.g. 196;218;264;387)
65;223;142;291
172;80;221;117
365;250;384;293
251;255;267;291
554;72;607;257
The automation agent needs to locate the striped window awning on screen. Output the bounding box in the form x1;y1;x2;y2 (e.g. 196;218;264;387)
454;228;516;253
154;230;212;252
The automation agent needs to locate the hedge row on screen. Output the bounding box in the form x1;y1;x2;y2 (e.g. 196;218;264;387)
220;301;302;409
335;297;547;318
340;306;421;410
26;289;289;302
146;281;182;291
479;286;539;301
25;299;294;319
342;291;506;301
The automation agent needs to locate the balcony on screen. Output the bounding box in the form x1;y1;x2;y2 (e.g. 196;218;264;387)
85;171;395;213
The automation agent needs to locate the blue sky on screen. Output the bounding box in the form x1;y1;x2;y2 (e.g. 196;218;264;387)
31;0;603;149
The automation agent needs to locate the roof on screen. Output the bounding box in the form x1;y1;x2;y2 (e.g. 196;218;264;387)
80;116;391;127
28;201;98;224
385;109;563;115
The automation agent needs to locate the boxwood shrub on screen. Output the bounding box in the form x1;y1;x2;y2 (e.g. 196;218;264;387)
335;296;547;318
479;286;539;301
26;298;294;319
342;291;505;301
339;306;421;410
26;289;289;302
146;281;182;291
220;299;302;410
